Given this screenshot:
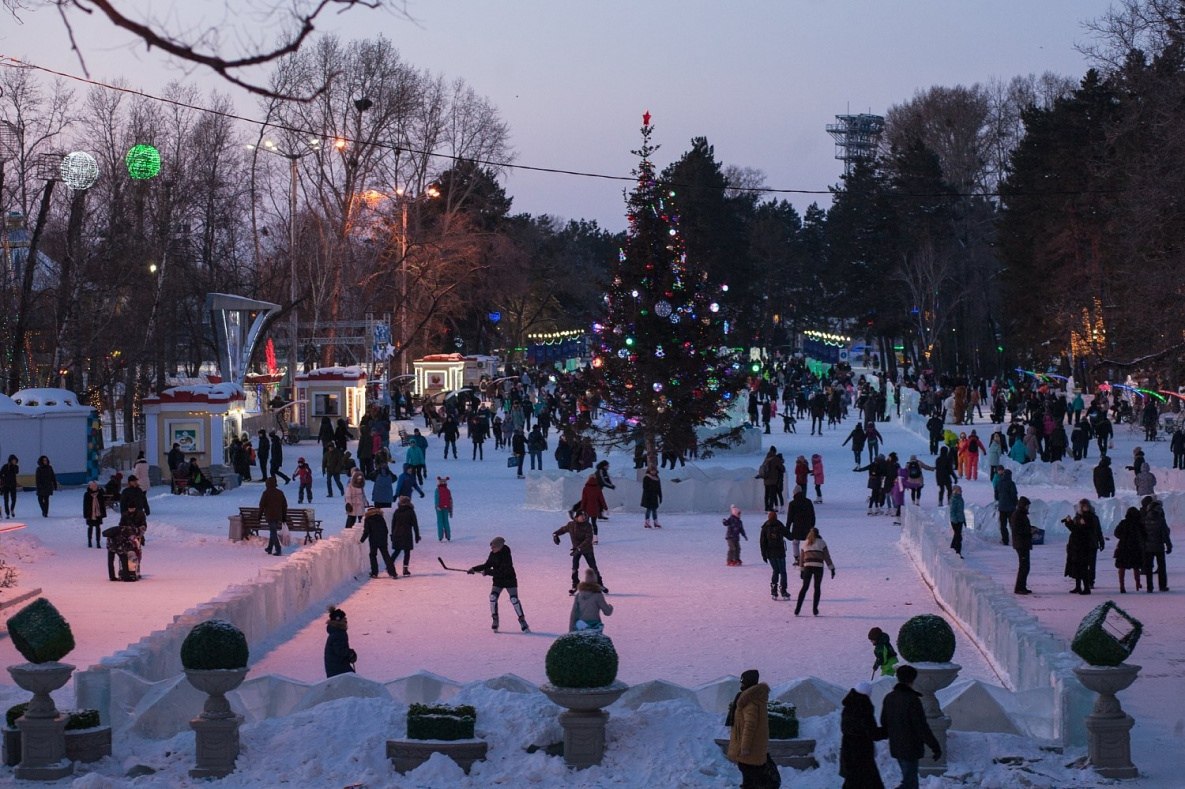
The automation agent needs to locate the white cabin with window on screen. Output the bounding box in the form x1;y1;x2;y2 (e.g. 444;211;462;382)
294;366;367;431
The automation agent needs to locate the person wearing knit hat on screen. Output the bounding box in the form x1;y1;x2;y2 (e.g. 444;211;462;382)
726;668;770;785
323;606;357;678
434;476;453;541
840;680;885;787
292;457;314;503
468;537;529;632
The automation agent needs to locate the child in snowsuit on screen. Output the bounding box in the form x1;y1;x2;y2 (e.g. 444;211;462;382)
868;627;899;678
434;477;453;541
293;457;314;503
724;505;747;566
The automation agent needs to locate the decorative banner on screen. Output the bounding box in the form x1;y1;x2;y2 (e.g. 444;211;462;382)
126;144;162;180
60;151;99;190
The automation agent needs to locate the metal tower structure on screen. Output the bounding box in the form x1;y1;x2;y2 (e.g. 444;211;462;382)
826;113;885;176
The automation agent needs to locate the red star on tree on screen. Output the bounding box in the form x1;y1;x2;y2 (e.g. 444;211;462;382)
642;110;651;126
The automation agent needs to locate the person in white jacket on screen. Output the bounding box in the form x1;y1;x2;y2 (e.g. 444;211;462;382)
133;452;150;491
343;472;370;529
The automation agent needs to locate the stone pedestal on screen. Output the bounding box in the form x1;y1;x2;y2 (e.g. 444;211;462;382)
1073;664;1140;779
540;681;628;768
716;737;818;770
185;668;248;779
387;738;488;774
7;662;75;781
911;662;960;777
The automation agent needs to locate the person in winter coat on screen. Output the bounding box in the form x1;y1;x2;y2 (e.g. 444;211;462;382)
641;466;663;528
994;469;1018;546
840;681;886;789
324;444;344;498
440;416;460;460
554;434;572;470
333;418;353;453
880;664;941;789
324;606;357;678
986;432;1005;480
569;568;614;632
933;446;957;506
726;669;771;786
949;485;967;557
1140;496;1173;592
103;510;141;581
554;509;606;593
1064;499;1103;594
843;423;867;467
810;454;825;503
83;481;107;548
580;474;608;539
360;506;398;578
528;426;547;470
256;429;271;480
292;457;314;503
259;477;288;556
1011;497;1034;594
864;423;882;463
795;527;836;616
269;432;290;484
793;455;809;491
902;455;930;505
786;486;816;564
343;471;369;529
855;457;886;515
756;448;782;511
925;412;945;455
1094;456;1116;498
34;456;58;517
759;510;790;600
0;455;18;518
317;416;335;452
1134;463;1157;496
404;432;427;484
868;627;899;678
371;459;396;508
723;505;747;566
511;429;527;478
434;477;453;541
468;536;530;632
133;452;150;491
166;443;185;476
393;462;424;500
389;496;421;575
120;475;151;516
1114;506;1146;593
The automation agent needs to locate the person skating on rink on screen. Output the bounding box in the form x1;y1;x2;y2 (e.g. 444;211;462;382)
723;505;747;567
554;509;607;594
468;536;530;632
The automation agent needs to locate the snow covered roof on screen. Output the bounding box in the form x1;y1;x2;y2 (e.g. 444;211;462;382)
295;366;366;382
144;383;247;404
9;388;93;412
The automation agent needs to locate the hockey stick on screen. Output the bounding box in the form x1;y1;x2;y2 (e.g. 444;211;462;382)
438;557;470;573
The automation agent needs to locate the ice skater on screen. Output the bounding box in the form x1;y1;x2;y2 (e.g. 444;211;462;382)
390;495;421;576
795;527;835;616
434;476;453;541
759;510;790;600
723;505;747;566
554;509;607;594
468;536;530;632
360;506;398;579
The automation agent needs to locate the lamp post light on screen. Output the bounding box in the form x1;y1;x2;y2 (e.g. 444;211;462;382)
394;185;440;375
247;137;322;396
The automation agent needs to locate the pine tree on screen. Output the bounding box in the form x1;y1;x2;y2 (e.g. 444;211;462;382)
590;114;741;468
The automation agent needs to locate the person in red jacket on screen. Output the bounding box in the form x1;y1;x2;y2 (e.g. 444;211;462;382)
580;474;607;542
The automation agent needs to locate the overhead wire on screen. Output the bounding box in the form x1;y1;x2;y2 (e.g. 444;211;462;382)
0;53;1127;200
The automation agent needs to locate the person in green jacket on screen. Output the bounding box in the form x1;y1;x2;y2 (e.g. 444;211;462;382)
949;484;966;556
868;626;899;678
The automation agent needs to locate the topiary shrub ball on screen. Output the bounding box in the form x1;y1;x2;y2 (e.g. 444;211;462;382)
7;598;75;663
180;619;249;671
545;631;619;688
897;614;956;664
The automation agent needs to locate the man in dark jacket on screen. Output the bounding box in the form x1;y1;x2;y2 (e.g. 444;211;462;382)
119;475;151;516
554;510;605;594
1094;456;1115;498
323;606;356;678
166;443;185;474
441;416;460;459
258;477;288;556
269;431;291;483
995;468;1018;546
933;446;957;506
841;681;886;788
468;536;529;632
360;507;398;578
926;412;945;455
1010;496;1034;594
256;429;270;480
759;510;790;600
389;495;421;576
786;486;816;564
880;664;941;789
1140;496;1173;592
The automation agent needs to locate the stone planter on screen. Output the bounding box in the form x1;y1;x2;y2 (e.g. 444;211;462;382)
8;662;75;780
3;725;112;766
910;662;960;777
387;738;488;774
715;737;818;770
185;668;248;779
1073;664;1140;779
540;681;628;768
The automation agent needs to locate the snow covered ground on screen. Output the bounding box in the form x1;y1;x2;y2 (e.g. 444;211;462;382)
0;396;1181;786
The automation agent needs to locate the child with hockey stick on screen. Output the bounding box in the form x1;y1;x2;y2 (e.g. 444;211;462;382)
468;536;530;632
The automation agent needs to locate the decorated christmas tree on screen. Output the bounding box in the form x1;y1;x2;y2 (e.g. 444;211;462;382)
589;113;741;467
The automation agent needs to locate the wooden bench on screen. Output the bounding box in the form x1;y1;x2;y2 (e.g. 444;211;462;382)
288;509;323;543
101;492;121;512
239;507;263;538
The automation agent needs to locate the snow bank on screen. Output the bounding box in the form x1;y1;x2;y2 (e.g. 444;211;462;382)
899;506;1092;746
525;466;769;513
966;490;1185;545
75;532;366;731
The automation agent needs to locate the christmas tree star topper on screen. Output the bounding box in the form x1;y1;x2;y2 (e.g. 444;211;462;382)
643;110;651;126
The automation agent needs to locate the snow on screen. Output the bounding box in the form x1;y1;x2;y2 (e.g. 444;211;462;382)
0;393;1181;785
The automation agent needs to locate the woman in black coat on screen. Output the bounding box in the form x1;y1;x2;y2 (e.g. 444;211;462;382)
1063;500;1099;594
82;482;107;548
323;607;356;678
34;456;57;517
389;496;421;575
640;466;663;528
1093;456;1115;498
840;683;885;788
1113;506;1146;593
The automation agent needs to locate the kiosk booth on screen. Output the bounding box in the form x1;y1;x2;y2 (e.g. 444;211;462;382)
0;389;101;486
143;383;247;484
294;366;367;432
413;354;499;397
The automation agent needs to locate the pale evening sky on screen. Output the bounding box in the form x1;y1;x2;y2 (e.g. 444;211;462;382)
2;1;1115;230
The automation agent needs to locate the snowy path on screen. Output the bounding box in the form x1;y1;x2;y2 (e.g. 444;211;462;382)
250;416;996;688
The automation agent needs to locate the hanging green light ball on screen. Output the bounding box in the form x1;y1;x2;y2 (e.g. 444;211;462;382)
125;144;161;179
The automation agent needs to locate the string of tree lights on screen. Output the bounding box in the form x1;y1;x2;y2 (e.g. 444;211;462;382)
0;55;1129;201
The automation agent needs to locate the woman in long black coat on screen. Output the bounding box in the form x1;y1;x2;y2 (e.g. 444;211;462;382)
390;496;421;575
323;607;356;678
1113;506;1146;593
840;683;885;789
1063;500;1098;594
34;456;57;517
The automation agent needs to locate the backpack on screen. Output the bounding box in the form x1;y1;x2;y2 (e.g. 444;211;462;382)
908;461;922;479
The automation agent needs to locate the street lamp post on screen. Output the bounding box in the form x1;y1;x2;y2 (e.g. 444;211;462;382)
394;185;439;376
247;138;321;396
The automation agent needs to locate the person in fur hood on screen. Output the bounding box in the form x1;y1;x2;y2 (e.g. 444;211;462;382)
324;606;356;678
726;669;771;786
569;568;614;632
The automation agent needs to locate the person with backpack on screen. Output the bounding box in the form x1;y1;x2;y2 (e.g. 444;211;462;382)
292;457;314;503
903;455;932;506
434;476;453;541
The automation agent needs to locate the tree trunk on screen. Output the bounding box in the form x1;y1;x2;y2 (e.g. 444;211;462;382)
7;181;56;394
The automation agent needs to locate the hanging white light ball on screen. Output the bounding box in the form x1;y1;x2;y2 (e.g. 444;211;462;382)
60;151;99;190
